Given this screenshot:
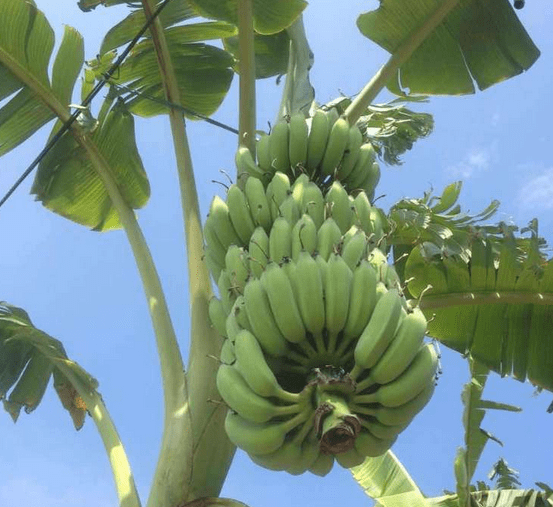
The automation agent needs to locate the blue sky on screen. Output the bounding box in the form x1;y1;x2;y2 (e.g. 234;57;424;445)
1;1;552;506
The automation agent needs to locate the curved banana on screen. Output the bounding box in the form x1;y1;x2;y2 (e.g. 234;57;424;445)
208;297;228;337
235;145;268;183
316;217;342;260
266;171;291;221
290;250;326;343
291;214;318;261
368;307;428;385
306;109;330;175
337;124;364;182
226;184;256;245
220;338;235;364
355;343;438;408
288;112;309;172
334;446;365;469
207;195;244;249
269;120;291;174
354;430;396;458
234;329;301;403
360;417;409;441
341;226;369;270
352;191;374;238
203;242;225;283
243;277;289;356
224;409;309;456
339;259;379;352
256;133;272;173
301;181;325;229
224;245;250;294
261;262;306;343
324;253;353;353
218;270;237;315
320;117;350;179
244;175;272;233
352;288;405;376
360;161;381;197
248;226;270;278
203;215;227;275
325;180;353;234
269;216;293;263
291;172;310;207
279;194;301;226
308;452;334;476
345;142;376;191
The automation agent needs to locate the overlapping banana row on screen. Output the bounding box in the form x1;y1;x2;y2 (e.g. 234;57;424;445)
203;172;389;288
236;109;380;197
211;245;439;475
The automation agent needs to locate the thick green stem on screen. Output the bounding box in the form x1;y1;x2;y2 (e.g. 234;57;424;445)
344;0;461;125
59;365;141;507
141;1;235;504
237;0;257;158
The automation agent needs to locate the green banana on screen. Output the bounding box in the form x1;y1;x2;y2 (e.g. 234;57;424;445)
234;329;300;403
207;195;244;249
244;175;272;233
360;161;381;197
354;430;396;458
235;145;269;183
291;214;318;261
279;193;301;226
341;225;369;270
324;253;353;353
337;124;364;182
345;142;376;191
249;439;302;472
352;288;404;376
225;303;243;342
266;171;291;221
248;226;270;278
352;191;374;238
269;216;293;263
288;112;309;172
224;245;250;294
269;120;291;174
290;250;326;344
367;307;428;385
208;297;228;337
360;417;409;440
243;277;289;356
291;172;310;206
301;181;325;229
306;109;330;175
261;262;306;343
334;446;365;469
233;294;252;333
256;132;272;173
355;343;438;407
224;409;309;456
203;243;225;284
217;364;300;423
316;217;342;260
351;381;435;426
202;215;227;276
308;452;334;476
339;259;379;349
226;184;256;245
218;270;238;315
220;338;235;364
368;249;401;290
320;117;350;179
325;180;354;234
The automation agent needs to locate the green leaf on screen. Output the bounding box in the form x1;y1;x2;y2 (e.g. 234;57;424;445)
0;0;84;155
188;0;307;35
405;225;553;391
357;0;540;95
224;30;290;79
31;99;150;231
1;302;98;429
351;451;430;507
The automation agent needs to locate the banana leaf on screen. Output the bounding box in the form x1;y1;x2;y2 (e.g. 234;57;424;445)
404;223;553;391
427;489;553;507
357;0;540;95
0;302;98;429
187;0;307;35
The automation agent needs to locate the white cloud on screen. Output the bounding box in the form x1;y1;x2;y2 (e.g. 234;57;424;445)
446;144;496;179
517;167;553;210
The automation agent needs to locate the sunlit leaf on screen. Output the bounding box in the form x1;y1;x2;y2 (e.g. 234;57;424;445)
357;0;540;95
188;0;307;35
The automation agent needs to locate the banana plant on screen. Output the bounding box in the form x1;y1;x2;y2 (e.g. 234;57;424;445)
0;0;551;507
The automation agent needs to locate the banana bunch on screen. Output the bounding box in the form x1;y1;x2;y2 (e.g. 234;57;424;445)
203;174;389;286
214;245;439;475
235;109;381;197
